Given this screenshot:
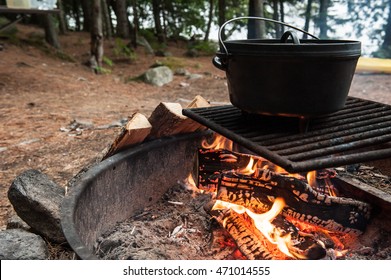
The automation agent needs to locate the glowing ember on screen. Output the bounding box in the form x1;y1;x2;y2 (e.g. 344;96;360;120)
198;133;368;259
213;198;308;259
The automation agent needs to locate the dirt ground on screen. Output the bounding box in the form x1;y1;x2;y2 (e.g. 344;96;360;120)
1;24;391;231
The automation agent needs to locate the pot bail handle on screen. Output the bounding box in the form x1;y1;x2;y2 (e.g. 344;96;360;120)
218;16;319;55
280;30;301;44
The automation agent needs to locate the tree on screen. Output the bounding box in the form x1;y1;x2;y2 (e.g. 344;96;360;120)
204;0;215;41
90;0;104;73
81;0;92;32
218;0;226;40
114;0;130;38
101;0;113;39
379;0;391;57
317;0;330;38
130;0;139;48
42;14;61;49
303;0;314;39
247;0;265;39
152;0;166;43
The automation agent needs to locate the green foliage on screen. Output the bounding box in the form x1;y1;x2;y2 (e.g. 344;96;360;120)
188;40;218;56
152;56;186;70
103;56;114;67
113;38;136;61
95;66;112;74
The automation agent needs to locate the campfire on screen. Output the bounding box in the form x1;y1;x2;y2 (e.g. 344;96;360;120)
60;95;391;260
196;134;371;260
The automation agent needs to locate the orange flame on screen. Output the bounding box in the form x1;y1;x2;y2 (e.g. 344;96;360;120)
202;134;233;150
213;198;306;259
307;170;318;189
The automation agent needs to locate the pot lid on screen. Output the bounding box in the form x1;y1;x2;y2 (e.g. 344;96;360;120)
221;39;361;58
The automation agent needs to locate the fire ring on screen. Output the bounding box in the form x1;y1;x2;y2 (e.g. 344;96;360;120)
60;132;207;259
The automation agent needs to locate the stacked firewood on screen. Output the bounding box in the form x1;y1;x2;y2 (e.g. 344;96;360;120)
102;95;210;160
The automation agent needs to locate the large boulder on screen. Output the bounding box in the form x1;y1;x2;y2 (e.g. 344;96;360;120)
143;66;173;86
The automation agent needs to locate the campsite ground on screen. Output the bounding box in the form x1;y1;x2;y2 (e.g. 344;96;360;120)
1;24;391;230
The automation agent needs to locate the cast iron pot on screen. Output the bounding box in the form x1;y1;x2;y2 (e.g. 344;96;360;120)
213;17;361;117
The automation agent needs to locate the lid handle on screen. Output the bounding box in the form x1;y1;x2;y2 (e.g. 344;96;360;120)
280;30;301;44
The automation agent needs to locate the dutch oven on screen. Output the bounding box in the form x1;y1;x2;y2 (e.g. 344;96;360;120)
213;17;361;117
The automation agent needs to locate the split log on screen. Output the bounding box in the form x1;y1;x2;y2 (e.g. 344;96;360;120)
198;149;371;233
206;201;327;260
147;95;210;139
102;95;209;160
186;95;211;108
102;113;152;160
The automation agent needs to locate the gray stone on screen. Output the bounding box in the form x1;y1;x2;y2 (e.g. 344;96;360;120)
6;214;30;231
8;169;66;243
174;68;190;76
187;73;204;80
0;229;48;260
143;66;173;86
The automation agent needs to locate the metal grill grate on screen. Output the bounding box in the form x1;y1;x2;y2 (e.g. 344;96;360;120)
183;97;391;173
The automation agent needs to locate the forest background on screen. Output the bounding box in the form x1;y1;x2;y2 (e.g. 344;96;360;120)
1;0;391;73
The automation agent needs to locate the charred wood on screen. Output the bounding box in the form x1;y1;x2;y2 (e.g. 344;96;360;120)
207;201;328;260
198;149;371;233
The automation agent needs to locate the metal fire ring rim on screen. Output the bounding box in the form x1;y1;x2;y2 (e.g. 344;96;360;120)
60;131;209;260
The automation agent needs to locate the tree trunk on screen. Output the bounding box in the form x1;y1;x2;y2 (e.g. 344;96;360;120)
90;0;104;73
318;0;330;38
57;0;67;34
72;0;81;31
152;0;165;43
42;14;61;49
204;0;215;41
115;0;130;38
218;0;226;41
247;0;265;39
303;0;313;39
381;0;391;51
81;0;92;32
279;0;284;33
101;0;112;39
272;0;282;37
130;0;139;48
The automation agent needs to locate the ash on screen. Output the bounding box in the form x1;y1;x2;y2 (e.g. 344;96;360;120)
95;180;391;260
95;184;243;260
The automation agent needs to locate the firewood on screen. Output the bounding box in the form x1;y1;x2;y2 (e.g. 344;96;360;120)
206;202;327;260
102;95;210;160
197;149;372;233
147;96;210;139
186;95;210;108
102;112;152;160
206;205;277;260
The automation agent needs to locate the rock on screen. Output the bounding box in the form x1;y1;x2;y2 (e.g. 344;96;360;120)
143;66;173;86
7;169;66;243
0;229;48;260
187;73;203;80
6;214;30;231
174;68;190;76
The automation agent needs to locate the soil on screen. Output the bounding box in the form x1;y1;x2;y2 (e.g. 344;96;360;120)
1;23;391;235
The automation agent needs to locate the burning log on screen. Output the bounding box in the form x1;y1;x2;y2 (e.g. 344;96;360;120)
206;199;328;260
208;206;277;260
198;149;371;233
